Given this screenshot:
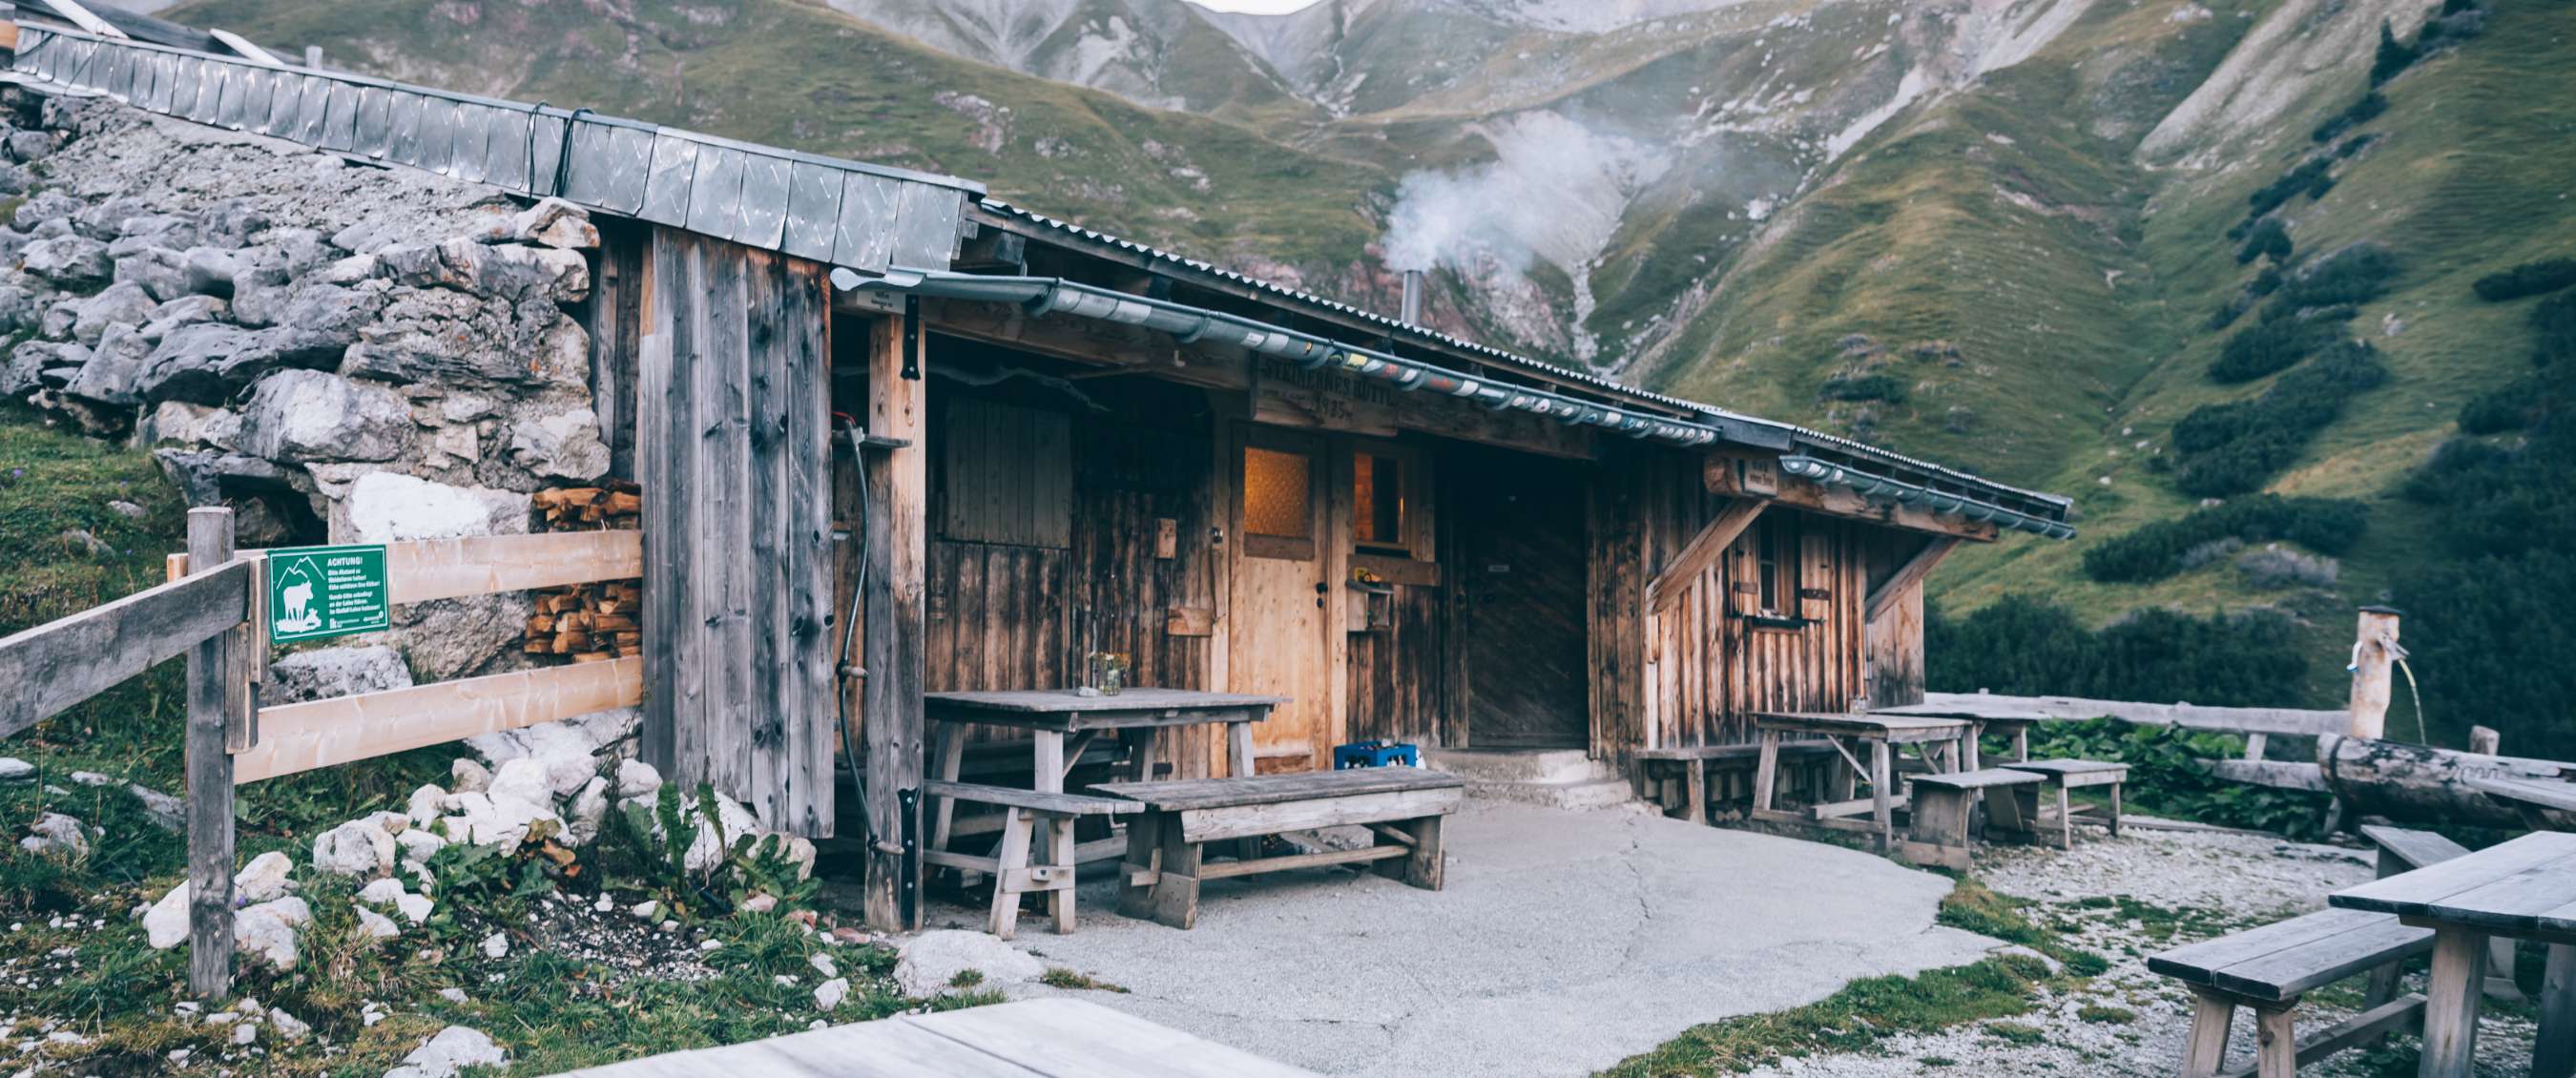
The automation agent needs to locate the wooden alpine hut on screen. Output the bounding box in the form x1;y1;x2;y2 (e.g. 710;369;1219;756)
10;18;2075;931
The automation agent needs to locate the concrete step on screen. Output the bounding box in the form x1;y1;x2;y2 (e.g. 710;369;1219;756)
1423;748;1612;785
1423;749;1636;811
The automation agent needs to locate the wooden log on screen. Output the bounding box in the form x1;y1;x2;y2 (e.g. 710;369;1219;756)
183;508;239;999
2316;734;2562;829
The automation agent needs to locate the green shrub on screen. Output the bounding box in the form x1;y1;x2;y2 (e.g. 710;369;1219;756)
2312;92;2389;144
2371;19;2419;85
2473;258;2576;302
2081;494;2368;583
1821;373;1908;404
2210;316;2341;384
2178;342;2389;496
2458;378;2540;433
2019;718;2334;839
1928;597;2312;711
2275;242;2401;309
2243;157;2335;222
2235;218;2292;265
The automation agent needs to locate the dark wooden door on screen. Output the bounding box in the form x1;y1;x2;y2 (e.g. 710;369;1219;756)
1455;455;1589;749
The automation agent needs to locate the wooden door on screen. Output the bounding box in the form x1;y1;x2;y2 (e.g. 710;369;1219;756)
1456;455;1589;749
1228;426;1333;773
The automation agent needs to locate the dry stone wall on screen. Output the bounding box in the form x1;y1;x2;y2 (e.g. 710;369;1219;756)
0;90;615;682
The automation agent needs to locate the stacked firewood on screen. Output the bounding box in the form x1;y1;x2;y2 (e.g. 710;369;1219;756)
523;482;643;664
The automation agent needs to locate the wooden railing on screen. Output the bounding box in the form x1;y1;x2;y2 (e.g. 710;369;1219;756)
0;507;641;997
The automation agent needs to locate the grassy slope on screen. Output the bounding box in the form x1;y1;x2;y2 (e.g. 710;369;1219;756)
174;0;1388;269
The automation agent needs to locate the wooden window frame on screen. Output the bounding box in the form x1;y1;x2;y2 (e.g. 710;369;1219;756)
1237;427;1323;562
1746;514;1807;631
1345;438;1438;586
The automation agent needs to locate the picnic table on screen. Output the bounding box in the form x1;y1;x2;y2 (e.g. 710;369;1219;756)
924;688;1283;840
2330;830;2576;1078
544;997;1319;1077
1749;712;1973;850
1870;701;2046;762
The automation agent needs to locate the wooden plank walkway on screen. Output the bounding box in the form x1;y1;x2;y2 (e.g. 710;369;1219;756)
544;998;1319;1077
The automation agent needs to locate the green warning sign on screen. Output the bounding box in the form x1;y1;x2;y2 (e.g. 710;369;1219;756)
266;544;390;643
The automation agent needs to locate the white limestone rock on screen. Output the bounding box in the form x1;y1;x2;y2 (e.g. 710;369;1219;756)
234;851;294;903
345;471;530;544
384;1025;508;1078
613;758;663;800
234;897;311;970
312;819;396;878
893;930;1045;998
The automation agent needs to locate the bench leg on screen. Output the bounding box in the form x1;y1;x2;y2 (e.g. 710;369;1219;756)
987;807;1033;941
2366;959;2404;1008
1402;816;1444;890
1870;740;1893;853
1686;759;1707;827
1151;826;1204;930
2254;1004;2297;1078
2053;783;2074;850
1118;814;1164;920
2180;991;2235;1078
2107;781;2123;839
1048;815;1076;935
1753;731;1780;816
2421;926;2489;1078
2538;943;2576;1078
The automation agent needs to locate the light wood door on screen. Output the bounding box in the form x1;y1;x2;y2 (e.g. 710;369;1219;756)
1228;426;1332;773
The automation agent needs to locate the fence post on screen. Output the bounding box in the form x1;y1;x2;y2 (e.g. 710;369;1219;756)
184;507;242;998
2347;606;2402;740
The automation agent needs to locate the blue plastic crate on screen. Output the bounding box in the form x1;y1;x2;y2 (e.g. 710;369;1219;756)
1333;739;1419;769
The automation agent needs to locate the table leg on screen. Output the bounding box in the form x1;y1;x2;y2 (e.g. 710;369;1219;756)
1685;759;1707;826
1032;730;1064;795
2538;943;2576;1078
2420;926;2489;1078
1227;720;1256;779
1960;730;1979;773
1127;727;1159;782
988;807;1032;941
928;722;967;887
1753;730;1780;816
1870;739;1893;853
2108;781;2123;839
2013;727;2028;762
2055;784;2073;849
1117;814;1164;920
1047;815;1075;934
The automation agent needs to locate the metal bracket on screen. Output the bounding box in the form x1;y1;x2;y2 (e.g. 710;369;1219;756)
897;786;921;927
901;296;921;382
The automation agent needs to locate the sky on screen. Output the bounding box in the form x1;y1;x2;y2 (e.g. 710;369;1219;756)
1188;0;1325;11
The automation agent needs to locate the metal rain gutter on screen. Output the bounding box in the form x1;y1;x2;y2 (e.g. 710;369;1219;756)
1778;456;2076;539
853;269;1724;446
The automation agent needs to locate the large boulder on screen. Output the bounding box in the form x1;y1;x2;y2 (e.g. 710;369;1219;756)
238;368;414;463
180;246;242;299
343;286;589;388
194;197;270;250
892;930;1046;997
61;323;150;407
12;190;78;233
505;407;610;482
268;645;413;704
111;247;189;303
21;235;111;289
135;322;332;404
3;340;81;398
343;471;530;542
384;1026;507;1078
508;198;599;250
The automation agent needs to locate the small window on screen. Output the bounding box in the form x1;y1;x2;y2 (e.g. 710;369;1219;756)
1243;446;1313;541
1354;452;1406;553
1754;515;1803;618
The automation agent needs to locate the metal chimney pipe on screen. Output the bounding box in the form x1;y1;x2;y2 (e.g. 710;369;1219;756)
1400;269;1424;325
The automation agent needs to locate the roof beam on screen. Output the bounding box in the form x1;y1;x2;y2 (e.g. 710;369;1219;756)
1647;499;1765;612
1705;450;1997;542
1865;537;1960;623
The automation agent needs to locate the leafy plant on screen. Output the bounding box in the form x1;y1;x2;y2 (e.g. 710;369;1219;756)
2177;342;2390;496
2021;719;2332;839
1928;597;2311;711
2210;316;2339;384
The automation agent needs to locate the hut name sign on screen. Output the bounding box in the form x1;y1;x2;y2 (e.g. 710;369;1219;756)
265;544;391;643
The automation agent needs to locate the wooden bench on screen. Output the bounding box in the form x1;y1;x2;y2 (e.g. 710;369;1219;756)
2149;908;2431;1077
1634;740;1839;824
1091;769;1465;929
2005;758;2128;848
920;780;1139;940
1898;768;2046;870
2359;824;2520;1001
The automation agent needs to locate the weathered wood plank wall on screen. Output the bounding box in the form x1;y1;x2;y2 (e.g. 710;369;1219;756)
923;370;1224;778
583;218;646;480
637;227;836;837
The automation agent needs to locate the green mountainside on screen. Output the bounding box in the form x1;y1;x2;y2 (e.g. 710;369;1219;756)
166;0;2576;716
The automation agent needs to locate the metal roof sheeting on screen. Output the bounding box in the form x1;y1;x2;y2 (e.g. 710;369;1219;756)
7;24;984;279
975;200;2071;521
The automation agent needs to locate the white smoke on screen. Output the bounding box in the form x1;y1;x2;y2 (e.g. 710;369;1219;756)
1380;111;1672;277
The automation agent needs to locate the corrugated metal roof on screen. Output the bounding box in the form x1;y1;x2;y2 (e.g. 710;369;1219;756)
979;199;2072;515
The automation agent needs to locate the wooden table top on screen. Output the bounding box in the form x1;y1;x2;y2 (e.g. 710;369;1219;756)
1872;704;2046;726
1091;767;1464;811
2469;775;2576;814
546;998;1319;1077
924;689;1286;731
2331;831;2576;939
1753;711;1972;742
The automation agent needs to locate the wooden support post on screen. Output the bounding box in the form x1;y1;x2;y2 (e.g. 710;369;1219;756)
2540;943;2576;1078
2254;1004;2298;1078
1869;739;1893;852
2348;606;2401;740
2469;726;2501;756
860;310;927;931
2420;926;2488;1078
2179;991;2235;1078
184;508;241;999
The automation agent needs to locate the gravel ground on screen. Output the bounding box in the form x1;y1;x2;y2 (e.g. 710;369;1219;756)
1748;819;2542;1077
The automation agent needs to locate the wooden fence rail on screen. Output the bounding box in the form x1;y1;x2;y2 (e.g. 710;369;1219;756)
1905;691;2347;738
3;516;644;998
